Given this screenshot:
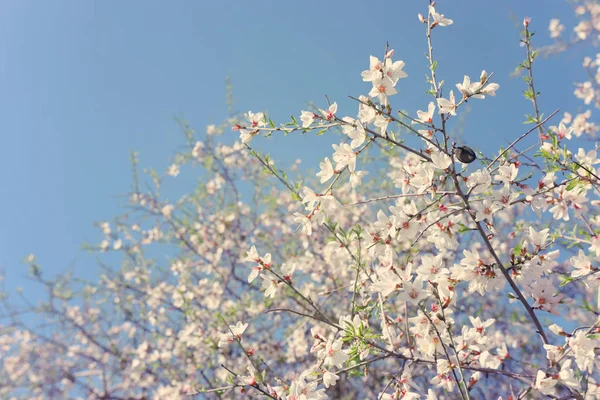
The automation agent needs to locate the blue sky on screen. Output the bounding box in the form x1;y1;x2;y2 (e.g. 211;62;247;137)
0;1;584;305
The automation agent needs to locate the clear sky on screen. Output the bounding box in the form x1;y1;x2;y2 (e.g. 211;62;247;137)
0;1;584;306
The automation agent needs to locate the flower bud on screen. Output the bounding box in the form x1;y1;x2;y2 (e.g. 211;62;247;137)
385;49;395;59
454;145;477;164
480;70;487;84
523;17;531;28
418;13;426;23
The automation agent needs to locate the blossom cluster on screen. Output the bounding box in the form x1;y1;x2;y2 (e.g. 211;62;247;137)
2;3;600;400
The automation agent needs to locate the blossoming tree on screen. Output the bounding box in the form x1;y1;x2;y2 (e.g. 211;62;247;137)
2;2;600;399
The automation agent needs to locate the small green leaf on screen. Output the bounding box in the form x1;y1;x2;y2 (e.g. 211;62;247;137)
566;180;579;191
559;275;573;287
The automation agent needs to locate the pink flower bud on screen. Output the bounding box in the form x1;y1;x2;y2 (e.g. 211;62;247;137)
523;17;531;28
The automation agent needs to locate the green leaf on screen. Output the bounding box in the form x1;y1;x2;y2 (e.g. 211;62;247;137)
456;223;471;233
566;180;579;191
514;242;522;256
582;298;593;312
559;274;573;287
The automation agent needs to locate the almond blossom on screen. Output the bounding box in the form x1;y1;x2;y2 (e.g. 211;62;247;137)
238;111;266;143
368;77;398;106
217;321;249;348
429;5;453;27
331;143;357;172
437;90;457;115
413;101;436;125
316;157;335;183
301;111;319;128
456;75;483;99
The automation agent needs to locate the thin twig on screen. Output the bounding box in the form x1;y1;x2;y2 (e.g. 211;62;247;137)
487;109;560;170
